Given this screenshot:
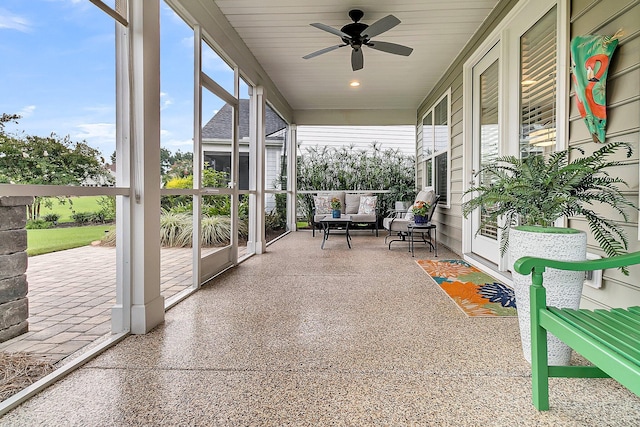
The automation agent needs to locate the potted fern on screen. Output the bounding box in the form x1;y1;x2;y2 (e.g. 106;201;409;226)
462;142;637;364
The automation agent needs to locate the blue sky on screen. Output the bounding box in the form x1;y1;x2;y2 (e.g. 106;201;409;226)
0;0;236;158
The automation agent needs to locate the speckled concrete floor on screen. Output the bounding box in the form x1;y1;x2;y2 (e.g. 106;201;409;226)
2;231;639;426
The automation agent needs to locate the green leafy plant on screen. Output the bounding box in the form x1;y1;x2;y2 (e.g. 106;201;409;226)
26;219;54;229
71;212;94;224
330;197;341;210
42;213;60;224
97;196;116;222
462;142;638;263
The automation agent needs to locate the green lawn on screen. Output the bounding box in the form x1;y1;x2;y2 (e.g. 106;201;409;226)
27;225;114;256
39;196;103;223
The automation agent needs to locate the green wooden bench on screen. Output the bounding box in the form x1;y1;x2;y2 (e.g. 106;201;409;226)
514;251;640;411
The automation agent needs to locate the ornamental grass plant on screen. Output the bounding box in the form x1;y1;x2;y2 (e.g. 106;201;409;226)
297;143;415;221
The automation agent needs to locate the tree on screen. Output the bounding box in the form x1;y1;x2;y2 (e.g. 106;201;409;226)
163;149;193;182
112;147;193;182
0;114;113;219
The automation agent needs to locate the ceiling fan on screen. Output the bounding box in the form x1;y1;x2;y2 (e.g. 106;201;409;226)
303;9;413;71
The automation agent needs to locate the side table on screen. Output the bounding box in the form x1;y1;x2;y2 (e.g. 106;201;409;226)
408;222;437;257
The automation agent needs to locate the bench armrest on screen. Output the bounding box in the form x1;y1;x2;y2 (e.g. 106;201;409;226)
514;250;640;277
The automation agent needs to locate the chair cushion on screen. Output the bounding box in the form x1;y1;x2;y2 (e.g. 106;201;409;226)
358;195;377;214
351;213;376;223
383;217;411;233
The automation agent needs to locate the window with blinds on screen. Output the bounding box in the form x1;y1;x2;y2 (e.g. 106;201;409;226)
519;7;557;158
479;60;500;240
421;93;450;204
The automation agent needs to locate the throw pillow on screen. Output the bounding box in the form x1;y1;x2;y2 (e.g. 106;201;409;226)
358;196;377;214
345;193;362;214
314;196;331;214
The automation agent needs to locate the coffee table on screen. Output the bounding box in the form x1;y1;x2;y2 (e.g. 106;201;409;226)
408;222;437;257
319;215;353;249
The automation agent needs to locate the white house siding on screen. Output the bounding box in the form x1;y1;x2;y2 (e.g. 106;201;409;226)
297;125;416;156
416;0;518;254
265;144;283;212
417;0;640;309
566;0;640;309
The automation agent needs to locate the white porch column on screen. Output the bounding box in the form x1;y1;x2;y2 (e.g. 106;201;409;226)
128;0;164;334
252;86;267;254
112;14;131;334
288;124;298;231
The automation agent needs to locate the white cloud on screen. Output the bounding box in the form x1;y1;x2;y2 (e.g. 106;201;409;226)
160;92;173;110
163;138;193;151
0;8;32;32
19;105;36;118
181;35;194;49
74;123;115;143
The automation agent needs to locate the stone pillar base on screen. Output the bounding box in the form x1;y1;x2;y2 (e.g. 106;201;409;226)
0;196;33;343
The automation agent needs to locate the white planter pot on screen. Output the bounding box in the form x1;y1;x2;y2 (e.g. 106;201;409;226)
510;227;587;365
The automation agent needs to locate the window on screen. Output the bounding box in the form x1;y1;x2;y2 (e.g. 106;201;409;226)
519;7;557;158
421;91;450;205
204;151;250;190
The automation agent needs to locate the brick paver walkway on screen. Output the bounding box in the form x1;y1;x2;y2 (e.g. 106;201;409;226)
0;245;213;364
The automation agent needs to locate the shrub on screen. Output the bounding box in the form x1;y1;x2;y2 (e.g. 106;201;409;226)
72;212;94;224
160;211;190;247
26;219;54;229
296;143;415;221
42;213;60;223
97;196;115;222
159;210;242;247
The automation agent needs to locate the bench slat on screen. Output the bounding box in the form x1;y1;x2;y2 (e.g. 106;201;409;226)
610;307;640;327
578;309;640;343
589;310;640;341
538;310;640;396
548;307;640;366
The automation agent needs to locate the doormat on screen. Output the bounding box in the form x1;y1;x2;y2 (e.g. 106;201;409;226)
416;259;517;317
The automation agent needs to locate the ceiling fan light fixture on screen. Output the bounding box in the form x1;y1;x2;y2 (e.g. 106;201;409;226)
303;9;412;71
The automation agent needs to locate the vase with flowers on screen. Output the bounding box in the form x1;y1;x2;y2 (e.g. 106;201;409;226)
411;200;430;224
330;197;342;218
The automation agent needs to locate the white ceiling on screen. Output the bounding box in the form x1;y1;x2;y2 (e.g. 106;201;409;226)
212;0;499;121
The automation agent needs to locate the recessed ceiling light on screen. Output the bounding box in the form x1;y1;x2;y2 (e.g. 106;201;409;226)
349;81;360;87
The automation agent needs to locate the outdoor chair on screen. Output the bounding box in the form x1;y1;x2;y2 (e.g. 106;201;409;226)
383;189;439;249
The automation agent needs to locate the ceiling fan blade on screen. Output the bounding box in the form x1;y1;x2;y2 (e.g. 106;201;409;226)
310;23;351;39
367;41;413;56
351;48;364;71
360;15;400;39
303;44;347;60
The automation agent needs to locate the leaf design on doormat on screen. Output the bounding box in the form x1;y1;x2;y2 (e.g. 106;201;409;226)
478;282;517;309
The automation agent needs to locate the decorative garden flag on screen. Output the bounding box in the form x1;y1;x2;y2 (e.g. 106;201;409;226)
570;31;621;143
